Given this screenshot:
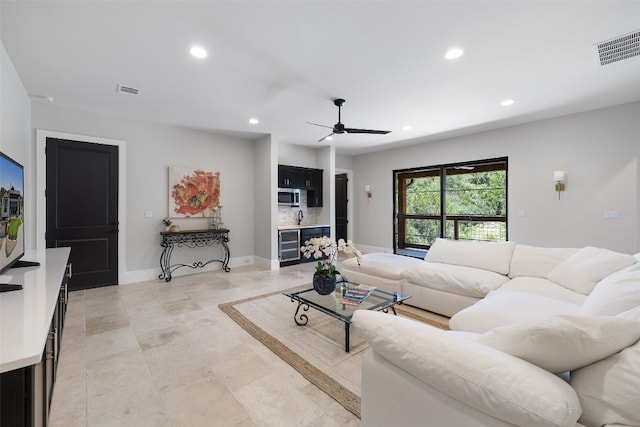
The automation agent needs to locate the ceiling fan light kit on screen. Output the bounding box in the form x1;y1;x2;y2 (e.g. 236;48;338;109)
308;98;391;142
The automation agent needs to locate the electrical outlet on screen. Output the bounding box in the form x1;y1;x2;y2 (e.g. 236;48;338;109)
604;211;621;219
144;210;153;218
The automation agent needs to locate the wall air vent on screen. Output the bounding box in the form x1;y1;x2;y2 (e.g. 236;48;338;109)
595;30;640;66
116;84;139;95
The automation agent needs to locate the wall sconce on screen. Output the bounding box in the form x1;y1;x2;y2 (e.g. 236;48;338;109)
554;170;565;199
364;184;372;198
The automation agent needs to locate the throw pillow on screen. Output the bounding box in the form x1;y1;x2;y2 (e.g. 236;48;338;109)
547;247;636;295
581;265;640;316
508;245;578;279
616;305;640;321
475;315;640;373
571;339;640;427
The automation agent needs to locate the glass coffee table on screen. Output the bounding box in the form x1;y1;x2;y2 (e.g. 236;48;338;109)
284;281;411;352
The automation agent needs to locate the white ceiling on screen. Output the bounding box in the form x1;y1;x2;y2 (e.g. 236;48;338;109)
2;1;640;155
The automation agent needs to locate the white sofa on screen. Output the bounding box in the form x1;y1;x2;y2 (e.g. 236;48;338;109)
343;239;640;427
353;308;640;427
341;238;637;319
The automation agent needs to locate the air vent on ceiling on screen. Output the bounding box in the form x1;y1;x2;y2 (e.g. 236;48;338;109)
595;29;640;66
116;84;139;95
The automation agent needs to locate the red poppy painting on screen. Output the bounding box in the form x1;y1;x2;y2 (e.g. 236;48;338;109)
169;166;220;217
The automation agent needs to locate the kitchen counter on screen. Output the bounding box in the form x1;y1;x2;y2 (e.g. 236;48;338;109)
278;224;331;230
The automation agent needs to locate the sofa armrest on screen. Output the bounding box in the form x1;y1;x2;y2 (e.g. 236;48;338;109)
353;311;582;427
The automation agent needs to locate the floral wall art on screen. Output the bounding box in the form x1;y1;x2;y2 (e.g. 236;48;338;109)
169;166;220;218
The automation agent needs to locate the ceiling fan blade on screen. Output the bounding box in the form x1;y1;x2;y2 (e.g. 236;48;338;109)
306;121;333;129
318;132;334;143
343;128;391;135
308;98;390;141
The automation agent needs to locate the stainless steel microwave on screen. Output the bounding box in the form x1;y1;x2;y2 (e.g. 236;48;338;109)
278;188;300;207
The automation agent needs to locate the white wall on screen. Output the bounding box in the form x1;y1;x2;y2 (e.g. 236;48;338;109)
0;41;35;257
316;145;334;233
278;143;319;168
353;102;640;254
253;134;278;268
31;103;256;282
336;153;353;170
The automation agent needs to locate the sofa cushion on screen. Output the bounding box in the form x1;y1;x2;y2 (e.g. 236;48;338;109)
547;247;636;295
497;277;587;305
475;315;640;373
570;310;640;427
508;245;578;279
580;264;640;316
402;262;510;298
449;290;582;334
353;311;582;427
340;252;424;281
425;238;516;275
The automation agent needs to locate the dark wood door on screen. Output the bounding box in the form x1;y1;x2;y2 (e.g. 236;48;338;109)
46;138;118;291
335;173;348;241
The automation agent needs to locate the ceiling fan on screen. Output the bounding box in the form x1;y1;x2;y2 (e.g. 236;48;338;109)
307;98;391;142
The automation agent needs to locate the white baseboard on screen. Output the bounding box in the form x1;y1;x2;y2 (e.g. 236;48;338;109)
119;255;256;285
121;268;159;285
253;256;279;270
229;255;255;269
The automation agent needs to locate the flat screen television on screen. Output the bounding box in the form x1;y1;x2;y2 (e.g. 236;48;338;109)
0;150;25;275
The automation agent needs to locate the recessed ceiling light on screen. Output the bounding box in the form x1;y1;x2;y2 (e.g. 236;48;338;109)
444;48;464;60
402;125;412;131
190;46;207;58
500;99;515;106
249;118;259;124
326;136;333;141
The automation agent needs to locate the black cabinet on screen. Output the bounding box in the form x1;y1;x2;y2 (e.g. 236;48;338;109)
306;169;323;207
298;168;315;189
300;227;331;263
278;164;299;188
278;165;323;207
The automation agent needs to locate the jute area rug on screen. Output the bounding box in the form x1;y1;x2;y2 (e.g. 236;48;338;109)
219;286;449;419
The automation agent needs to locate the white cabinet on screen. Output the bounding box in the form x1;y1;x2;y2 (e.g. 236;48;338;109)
0;248;71;427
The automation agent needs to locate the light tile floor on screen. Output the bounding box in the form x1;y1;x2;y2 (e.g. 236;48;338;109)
49;262;362;427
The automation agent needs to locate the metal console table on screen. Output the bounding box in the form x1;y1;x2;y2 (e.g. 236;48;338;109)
159;228;231;282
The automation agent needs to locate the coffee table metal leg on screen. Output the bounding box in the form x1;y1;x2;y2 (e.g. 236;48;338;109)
345;322;350;353
293;301;310;326
382;304;399;316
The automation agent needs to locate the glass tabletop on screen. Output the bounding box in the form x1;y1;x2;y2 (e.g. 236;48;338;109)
283;281;411;322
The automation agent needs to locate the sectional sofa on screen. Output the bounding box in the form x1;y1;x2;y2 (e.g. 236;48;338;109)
340;238;640;427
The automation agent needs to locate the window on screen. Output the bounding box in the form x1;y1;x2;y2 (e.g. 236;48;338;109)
394;158;507;254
